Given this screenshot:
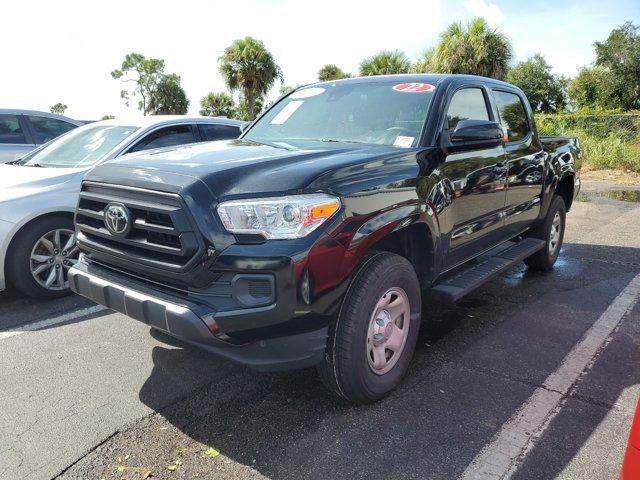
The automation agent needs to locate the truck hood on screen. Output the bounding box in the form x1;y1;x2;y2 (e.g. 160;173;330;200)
0;164;85;202
85;139;418;200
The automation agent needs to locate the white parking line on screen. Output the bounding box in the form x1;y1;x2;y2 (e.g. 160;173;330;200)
0;305;107;341
461;271;640;480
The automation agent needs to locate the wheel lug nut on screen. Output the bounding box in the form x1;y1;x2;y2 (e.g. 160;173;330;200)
55;264;60;269
373;333;384;342
62;251;67;256
49;258;54;264
375;318;385;326
54;250;59;255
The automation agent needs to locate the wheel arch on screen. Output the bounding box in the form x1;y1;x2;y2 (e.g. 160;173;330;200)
341;204;439;288
3;210;75;281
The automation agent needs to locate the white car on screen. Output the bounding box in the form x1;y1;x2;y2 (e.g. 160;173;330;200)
0;115;242;298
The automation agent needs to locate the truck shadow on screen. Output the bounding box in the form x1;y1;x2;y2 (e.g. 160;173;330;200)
138;243;640;479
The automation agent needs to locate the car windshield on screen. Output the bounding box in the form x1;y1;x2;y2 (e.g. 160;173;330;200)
244;81;435;148
21;124;138;168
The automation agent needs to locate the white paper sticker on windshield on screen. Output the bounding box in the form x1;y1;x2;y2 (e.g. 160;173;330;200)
394;136;415;148
270;100;304;125
289;87;325;99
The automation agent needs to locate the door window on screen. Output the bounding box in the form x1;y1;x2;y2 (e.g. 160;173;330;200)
0;114;27;144
199;123;240;141
28;116;77;143
493;91;530;142
130;125;197;152
446;88;490;131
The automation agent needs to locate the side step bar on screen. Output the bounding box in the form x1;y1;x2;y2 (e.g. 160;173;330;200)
430;238;545;303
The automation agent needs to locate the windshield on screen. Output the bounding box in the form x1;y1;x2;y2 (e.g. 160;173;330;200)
244;81;435;148
21;124;138;168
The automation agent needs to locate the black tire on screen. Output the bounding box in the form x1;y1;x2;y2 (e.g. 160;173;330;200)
317;252;422;404
6;215;76;299
524;195;566;271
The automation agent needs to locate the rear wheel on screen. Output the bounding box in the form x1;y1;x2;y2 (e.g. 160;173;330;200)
317;252;421;404
524;195;566;271
7;216;79;299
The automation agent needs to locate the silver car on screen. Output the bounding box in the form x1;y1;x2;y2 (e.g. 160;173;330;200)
0;109;83;163
0;115;242;298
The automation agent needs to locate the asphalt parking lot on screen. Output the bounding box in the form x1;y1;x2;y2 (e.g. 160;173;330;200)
1;182;639;480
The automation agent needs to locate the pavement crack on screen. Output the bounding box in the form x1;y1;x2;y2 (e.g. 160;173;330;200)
51;431;119;480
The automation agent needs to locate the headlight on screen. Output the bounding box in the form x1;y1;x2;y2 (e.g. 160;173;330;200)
217;194;341;239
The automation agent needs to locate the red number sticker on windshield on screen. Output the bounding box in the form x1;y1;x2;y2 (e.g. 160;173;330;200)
393;83;435;93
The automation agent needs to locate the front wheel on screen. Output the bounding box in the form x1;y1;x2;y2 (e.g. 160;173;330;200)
317;252;422;404
6;216;80;299
524;195;566;271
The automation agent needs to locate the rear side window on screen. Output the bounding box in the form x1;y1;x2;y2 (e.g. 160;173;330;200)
28;115;77;143
0;114;27;144
130;125;196;152
493;91;530;142
446;88;490;131
199;123;240;141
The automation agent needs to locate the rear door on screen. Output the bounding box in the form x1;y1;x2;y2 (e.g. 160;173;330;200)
439;85;509;269
0;114;36;163
491;90;545;236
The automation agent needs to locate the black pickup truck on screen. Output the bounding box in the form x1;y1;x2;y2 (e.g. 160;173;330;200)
69;74;581;403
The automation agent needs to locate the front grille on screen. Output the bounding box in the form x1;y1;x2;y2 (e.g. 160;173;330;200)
76;182;202;271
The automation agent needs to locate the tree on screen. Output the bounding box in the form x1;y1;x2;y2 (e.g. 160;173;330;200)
280;85;295;96
506;54;567;112
418;18;512;80
568;67;611;110
318;64;351;81
199;92;236;117
101;115;115;120
359;50;411;76
148;74;189;115
594;22;640;110
50;103;67;115
111;53;165;115
218;37;283;120
236;96;264;121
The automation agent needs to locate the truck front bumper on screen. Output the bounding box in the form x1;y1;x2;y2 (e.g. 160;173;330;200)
68;260;328;372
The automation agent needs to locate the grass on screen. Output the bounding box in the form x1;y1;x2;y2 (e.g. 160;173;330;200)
535;113;640;173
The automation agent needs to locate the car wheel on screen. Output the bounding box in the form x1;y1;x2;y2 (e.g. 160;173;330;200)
7;216;79;299
524;195;566;271
317;252;421;404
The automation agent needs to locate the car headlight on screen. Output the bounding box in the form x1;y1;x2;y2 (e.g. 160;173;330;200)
217;194;341;239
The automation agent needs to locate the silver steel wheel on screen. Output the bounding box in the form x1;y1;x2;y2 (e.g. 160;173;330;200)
548;211;562;255
366;287;410;375
30;229;78;291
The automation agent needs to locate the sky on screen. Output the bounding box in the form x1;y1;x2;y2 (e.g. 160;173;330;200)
3;0;639;119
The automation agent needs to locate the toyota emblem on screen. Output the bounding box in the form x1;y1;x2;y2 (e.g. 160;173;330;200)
104;203;131;236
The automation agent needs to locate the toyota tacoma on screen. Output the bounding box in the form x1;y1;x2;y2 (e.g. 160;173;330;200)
69;74;581;404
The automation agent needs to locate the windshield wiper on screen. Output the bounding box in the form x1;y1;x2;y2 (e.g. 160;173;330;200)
281;138;369;145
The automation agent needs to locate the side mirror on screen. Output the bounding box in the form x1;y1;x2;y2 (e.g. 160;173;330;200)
450;120;503;143
240;121;252;134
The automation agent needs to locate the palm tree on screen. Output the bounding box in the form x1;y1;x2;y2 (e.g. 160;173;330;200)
199;92;236;117
318;64;351;81
416;18;512;80
359;50;411;76
218;37;283;120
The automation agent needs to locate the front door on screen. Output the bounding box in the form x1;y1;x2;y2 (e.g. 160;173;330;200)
439;86;508;269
